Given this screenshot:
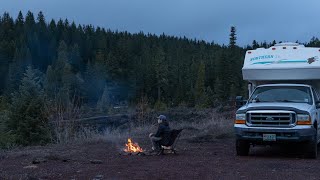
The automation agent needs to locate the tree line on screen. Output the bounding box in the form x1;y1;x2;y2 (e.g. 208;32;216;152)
0;11;248;109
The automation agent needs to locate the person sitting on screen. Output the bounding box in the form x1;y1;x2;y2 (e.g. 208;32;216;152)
149;115;171;153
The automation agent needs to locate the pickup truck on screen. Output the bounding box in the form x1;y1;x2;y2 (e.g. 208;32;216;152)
235;43;320;158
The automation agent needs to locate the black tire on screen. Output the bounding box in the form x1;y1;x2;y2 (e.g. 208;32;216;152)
236;139;250;156
305;131;317;159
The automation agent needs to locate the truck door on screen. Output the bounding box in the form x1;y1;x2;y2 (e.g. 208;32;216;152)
312;88;320;137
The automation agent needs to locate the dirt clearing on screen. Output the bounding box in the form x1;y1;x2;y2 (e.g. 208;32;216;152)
1;137;320;180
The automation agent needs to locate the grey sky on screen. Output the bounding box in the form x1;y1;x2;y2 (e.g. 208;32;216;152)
0;0;319;46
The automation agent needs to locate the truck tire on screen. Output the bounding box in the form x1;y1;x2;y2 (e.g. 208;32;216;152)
236;139;250;156
305;131;317;159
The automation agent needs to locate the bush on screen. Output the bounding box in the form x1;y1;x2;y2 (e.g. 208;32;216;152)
0;110;15;148
0;131;16;149
0;96;8;111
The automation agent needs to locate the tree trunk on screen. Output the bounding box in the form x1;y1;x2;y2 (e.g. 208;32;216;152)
158;85;161;102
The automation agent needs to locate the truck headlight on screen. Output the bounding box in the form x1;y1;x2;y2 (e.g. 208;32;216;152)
297;114;312;125
235;114;246;124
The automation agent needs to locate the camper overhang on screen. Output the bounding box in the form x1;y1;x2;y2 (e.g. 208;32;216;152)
242;43;320;81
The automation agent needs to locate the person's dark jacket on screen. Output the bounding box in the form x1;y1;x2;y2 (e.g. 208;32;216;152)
154;121;170;137
154;121;171;145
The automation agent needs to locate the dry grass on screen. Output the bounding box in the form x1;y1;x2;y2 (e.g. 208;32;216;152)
44;92;235;148
0;108;235;159
51;108;234;146
166;108;234;142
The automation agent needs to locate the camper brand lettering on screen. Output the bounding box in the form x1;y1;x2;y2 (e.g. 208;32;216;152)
250;55;274;61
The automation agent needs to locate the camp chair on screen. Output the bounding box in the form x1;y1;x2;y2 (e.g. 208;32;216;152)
158;129;183;155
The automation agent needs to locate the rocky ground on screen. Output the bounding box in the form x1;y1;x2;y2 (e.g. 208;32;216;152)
1;136;320;180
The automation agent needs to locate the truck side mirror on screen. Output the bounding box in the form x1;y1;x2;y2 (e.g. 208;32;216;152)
236;96;247;108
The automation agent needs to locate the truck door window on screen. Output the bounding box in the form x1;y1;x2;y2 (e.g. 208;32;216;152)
312;88;319;102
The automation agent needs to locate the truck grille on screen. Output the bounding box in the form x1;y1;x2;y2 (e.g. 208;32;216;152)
247;111;296;127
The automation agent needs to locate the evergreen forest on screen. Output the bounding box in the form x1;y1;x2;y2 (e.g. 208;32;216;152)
1;11;320;146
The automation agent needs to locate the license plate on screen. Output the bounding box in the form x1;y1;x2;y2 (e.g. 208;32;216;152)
263;134;276;141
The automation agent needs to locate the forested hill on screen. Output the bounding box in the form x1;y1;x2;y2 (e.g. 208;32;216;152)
1;11;319;108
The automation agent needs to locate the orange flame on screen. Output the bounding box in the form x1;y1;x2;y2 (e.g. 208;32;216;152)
124;138;144;153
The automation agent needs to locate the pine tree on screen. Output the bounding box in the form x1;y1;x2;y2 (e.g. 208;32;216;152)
261;41;267;48
195;61;206;107
7;66;50;145
5;47;25;94
37;11;46;27
16;11;24;25
25;11;35;32
229;26;237;49
214;77;225;103
252;40;259;49
205;86;214;107
69;44;82;72
154;48;168;103
44;65;57;97
15;11;24;35
215;51;230;101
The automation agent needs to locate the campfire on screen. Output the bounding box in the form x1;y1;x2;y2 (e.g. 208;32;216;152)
124;138;144;153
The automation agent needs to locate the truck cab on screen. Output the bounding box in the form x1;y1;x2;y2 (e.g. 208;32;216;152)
235;43;320;158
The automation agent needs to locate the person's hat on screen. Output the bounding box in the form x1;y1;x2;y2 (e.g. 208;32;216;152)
157;115;167;121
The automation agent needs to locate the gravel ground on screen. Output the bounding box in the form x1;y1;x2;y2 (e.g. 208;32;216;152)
1;137;320;180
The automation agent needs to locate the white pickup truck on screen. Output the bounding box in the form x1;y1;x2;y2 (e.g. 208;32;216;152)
235;42;320;158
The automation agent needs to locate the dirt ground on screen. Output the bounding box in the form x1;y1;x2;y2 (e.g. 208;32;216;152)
1;137;320;180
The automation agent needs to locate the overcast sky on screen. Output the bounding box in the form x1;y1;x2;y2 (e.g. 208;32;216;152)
0;0;319;46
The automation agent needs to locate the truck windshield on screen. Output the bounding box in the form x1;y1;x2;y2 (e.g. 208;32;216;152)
249;86;313;105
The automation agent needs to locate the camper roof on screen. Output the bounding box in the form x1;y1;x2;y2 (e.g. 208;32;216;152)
274;42;300;46
242;42;320;81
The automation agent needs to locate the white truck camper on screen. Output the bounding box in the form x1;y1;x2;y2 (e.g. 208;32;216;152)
235;42;320;158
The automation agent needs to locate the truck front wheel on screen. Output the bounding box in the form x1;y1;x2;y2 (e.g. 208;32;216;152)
236;139;250;156
305;131;317;159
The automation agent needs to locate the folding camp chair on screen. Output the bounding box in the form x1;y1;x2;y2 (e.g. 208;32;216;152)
158;129;183;155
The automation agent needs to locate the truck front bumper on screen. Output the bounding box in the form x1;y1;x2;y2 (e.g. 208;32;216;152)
234;124;315;143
